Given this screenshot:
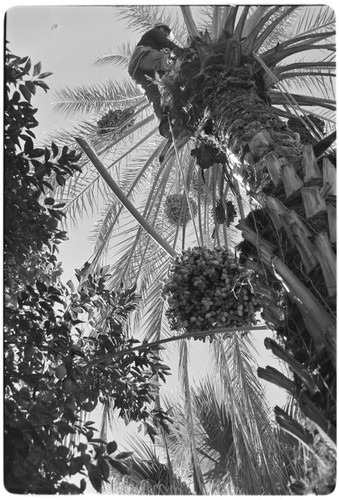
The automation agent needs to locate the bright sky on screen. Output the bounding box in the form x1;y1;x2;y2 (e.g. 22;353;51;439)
5;3;184;280
5;4;142;139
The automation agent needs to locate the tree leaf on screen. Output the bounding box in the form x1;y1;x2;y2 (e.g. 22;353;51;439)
33;80;50;92
115;451;133;460
38;71;53;79
33;61;42;76
97;458;110;480
88;468;102;492
51;142;59;157
107;457;129;475
25;80;36;95
44;197;55;206
19;83;31;102
107;440;118;454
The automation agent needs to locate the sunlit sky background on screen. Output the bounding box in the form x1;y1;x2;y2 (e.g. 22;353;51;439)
5;2;187;281
6;1;324;455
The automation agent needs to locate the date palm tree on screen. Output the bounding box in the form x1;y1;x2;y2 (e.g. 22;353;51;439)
173;2;336;442
50;4;336;493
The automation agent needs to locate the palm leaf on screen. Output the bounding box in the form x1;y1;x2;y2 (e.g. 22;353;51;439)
290;4;335;37
179;340;206;495
89;140;166;269
252;6;299;54
117;5;178;38
270;91;336;111
57;119;159;225
123;435;193;494
180;6;201;40
241;6;270;39
233;6;251;42
94;42;134;69
261;35;335;69
241;6;294;55
53;79;142;117
211;334;291;494
221;5;239;37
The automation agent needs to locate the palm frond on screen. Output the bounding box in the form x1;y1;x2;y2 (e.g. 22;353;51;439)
89;140;166;269
274;60;335;80
233;6;251;42
134;256;173;342
261;33;335;69
241;5;270;39
123;435;193;494
55;118;159;225
99;157;175;278
221;5;239;38
192;377;235;467
282;72;335;106
90;197;120;263
94;53;130;69
210;5;222;41
52;78;142;117
290;5;335;38
94;42;135;68
241;6;295;55
211;334;291;494
180;6;201;40
179;340;206;495
162;357;299;495
117;5;178;37
270;91;336;112
253;6;299;55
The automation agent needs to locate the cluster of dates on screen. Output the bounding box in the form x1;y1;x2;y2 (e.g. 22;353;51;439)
164;193;198;226
163;246;261;337
97;107;134;135
214;199;237;226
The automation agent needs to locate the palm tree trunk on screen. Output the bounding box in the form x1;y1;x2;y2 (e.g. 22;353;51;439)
178;46;336;437
199;65;334;325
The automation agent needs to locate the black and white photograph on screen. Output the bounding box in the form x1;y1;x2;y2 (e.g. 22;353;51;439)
3;2;336;495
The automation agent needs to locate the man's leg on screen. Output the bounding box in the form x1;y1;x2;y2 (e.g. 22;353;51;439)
137;50;171;138
138;75;170;138
138;49;168;74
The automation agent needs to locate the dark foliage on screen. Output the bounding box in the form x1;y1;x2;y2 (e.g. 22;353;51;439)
4;47;171;494
287;115;325;147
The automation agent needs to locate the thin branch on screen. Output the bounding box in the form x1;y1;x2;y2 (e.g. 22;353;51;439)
75;137;177;259
84;325;268;369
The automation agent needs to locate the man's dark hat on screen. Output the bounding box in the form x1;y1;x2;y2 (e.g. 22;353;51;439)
154;23;171;33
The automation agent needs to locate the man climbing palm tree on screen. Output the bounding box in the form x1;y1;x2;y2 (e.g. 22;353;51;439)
128;23;184;139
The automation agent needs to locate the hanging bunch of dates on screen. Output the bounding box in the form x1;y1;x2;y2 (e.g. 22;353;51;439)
97;107;135;135
190;140;227;170
213;199;237;226
164;193;198;226
162;246;261;338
